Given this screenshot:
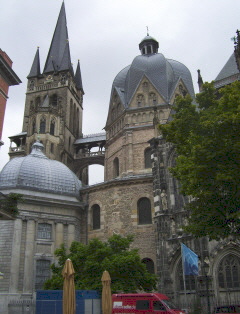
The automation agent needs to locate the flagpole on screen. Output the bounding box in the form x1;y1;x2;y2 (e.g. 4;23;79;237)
181;244;188;311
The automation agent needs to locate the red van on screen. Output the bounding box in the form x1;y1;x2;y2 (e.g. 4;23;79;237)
112;293;185;314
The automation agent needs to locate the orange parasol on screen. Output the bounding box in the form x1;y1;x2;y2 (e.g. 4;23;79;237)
62;258;76;314
101;270;112;314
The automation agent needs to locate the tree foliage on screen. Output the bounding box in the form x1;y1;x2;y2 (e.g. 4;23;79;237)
159;81;240;240
44;234;157;292
0;193;22;217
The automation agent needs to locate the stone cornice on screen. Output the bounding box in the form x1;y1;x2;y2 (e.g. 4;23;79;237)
81;173;153;193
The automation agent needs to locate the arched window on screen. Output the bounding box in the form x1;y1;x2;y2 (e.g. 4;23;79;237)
39;117;46;134
37;223;52;240
35;96;41;107
32;119;36;135
50;119;55;135
137;94;144;107
142;258;155;274
69;99;73;132
177;261;196;291
76;108;80;137
35;259;51;290
138;197;152;225
92;204;100;230
113;157;119;178
218;254;240;289
51;94;58;106
144;148;152;168
73;103;77;135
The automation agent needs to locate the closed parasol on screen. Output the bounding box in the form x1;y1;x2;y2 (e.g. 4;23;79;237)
62;258;76;314
101;270;112;314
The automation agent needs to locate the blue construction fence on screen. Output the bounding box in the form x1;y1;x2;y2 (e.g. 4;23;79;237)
36;290;101;314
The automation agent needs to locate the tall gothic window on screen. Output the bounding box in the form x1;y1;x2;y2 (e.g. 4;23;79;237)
32;119;36;135
37;223;52;240
218;254;240;289
92;204;100;230
35;96;41;107
177;261;196;291
51;94;58;106
113;157;119;178
35;259;51;290
39;118;46;134
144;148;152;168
50;120;55;135
138;197;152;225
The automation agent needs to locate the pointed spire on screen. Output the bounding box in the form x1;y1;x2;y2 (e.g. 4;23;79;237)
59;41;73;74
75;60;84;92
43;2;72;74
27;47;41;78
197;69;203;92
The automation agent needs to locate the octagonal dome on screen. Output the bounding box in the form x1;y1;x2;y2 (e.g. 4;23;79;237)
0;141;82;197
109;35;195;115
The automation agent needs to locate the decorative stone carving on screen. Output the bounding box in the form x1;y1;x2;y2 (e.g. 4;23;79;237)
160;189;168;210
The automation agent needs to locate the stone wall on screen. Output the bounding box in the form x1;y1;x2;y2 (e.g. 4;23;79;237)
83;176;157;265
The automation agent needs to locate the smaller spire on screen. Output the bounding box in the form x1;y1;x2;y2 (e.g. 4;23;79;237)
27;47;41;78
197;69;203;92
75;60;84;93
59;42;73;75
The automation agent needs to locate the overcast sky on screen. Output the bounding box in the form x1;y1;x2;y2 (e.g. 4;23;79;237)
1;0;239;181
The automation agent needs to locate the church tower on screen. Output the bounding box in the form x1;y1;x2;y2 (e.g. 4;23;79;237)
9;2;84;169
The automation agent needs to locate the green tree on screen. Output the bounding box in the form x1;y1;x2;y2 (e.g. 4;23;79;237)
44;234;157;292
159;81;240;240
0;193;22;218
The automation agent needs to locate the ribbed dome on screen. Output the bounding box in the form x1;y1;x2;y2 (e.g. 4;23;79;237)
0;141;82;197
111;52;195;107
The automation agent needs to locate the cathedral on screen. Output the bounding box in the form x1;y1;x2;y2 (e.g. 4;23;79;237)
0;2;240;313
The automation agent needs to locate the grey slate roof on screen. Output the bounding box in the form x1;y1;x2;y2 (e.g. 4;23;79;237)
43;2;72;74
111;52;195;108
215;53;239;81
27;47;41;78
75;60;84;92
74;133;106;145
0;141;82;197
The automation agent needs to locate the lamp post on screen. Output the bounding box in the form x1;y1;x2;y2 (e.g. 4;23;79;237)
202;258;211;314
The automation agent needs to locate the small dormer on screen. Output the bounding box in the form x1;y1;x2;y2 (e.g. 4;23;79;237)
139;34;159;55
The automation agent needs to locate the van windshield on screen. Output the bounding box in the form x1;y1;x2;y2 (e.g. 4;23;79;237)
162;300;179;310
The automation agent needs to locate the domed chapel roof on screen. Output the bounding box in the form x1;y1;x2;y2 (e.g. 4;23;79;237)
111;35;195;108
0;141;82;197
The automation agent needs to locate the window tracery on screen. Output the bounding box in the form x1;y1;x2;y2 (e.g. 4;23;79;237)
177;261;196;291
50;119;55;135
39;117;46;134
218;254;240;289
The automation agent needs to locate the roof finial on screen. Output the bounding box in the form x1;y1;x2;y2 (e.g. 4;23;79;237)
146;26;149;36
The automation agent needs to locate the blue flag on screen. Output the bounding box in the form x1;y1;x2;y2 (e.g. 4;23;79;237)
181;243;198;276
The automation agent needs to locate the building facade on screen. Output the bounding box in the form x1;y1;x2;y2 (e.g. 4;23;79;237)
0;49;21;146
1;2;240;313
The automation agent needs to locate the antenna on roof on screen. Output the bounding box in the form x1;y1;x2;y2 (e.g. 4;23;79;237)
146;26;149;36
